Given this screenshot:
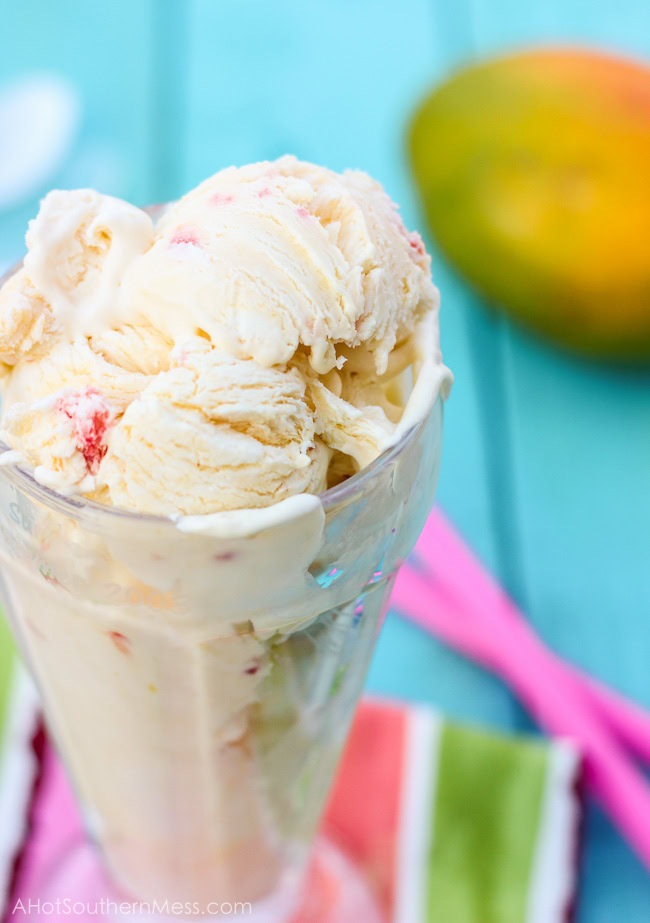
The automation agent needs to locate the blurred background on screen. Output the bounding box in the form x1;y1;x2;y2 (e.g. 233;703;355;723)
1;2;649;920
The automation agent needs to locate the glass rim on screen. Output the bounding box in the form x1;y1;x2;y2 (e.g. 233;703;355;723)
0;256;438;527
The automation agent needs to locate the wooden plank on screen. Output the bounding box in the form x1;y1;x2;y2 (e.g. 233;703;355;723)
505;328;650;702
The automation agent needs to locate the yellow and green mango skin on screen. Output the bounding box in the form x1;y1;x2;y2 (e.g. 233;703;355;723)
410;48;650;359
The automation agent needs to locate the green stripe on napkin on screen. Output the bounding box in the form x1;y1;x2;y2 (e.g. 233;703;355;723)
0;613;15;732
427;725;550;923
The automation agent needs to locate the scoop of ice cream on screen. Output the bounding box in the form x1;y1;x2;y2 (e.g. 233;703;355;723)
120;156;436;375
0;156;444;514
23;188;154;337
99;342;329;515
0;189;154;367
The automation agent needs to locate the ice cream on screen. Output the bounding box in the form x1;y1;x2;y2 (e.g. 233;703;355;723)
0;157;449;910
0;155;442;512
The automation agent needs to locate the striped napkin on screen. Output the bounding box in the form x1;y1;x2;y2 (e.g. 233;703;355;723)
324;701;582;923
0;677;582;922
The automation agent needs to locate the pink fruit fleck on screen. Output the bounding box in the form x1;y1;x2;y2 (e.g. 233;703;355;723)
408;231;426;257
39;562;60;586
56;387;114;474
41;572;61;587
108;631;131;656
245;658;262;675
170;228;200;247
395;211;427;260
210;193;234;206
214;551;236;563
296;207;311;219
257;187;271;198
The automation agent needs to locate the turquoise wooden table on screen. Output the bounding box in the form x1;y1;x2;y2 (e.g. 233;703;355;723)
2;2;650;919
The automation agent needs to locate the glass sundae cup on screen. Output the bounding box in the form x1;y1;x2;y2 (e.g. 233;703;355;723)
0;314;444;918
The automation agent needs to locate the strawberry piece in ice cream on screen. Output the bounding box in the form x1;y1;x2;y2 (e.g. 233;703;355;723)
210;193;234;206
57;387;114;474
169;228;201;247
407;230;426;257
107;631;131;656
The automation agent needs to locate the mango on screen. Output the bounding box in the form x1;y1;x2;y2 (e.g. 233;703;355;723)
409;48;650;359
